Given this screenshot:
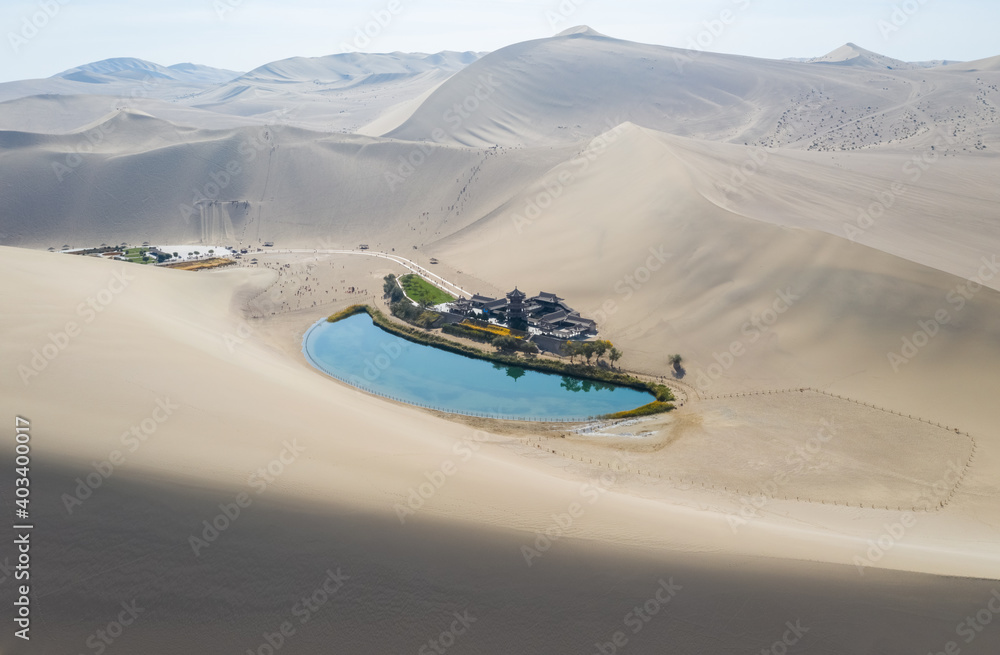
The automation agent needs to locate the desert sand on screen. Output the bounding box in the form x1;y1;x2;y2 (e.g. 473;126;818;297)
2;27;999;654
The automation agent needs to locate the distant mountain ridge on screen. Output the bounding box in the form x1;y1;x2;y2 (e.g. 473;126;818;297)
237;51;480;83
0;51;486;131
50;51;482;88
54;57;244;85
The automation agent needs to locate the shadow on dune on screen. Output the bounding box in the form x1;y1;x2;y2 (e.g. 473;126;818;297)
1;457;997;655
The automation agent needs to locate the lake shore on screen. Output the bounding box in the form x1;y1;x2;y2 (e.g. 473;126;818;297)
323;303;675;417
304;312;656;421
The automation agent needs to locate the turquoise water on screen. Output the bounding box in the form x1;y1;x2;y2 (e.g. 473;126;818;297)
303;314;654;421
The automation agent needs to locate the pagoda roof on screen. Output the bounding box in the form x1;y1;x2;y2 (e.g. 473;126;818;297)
532;291;564;303
484;299;509;311
537;309;570;324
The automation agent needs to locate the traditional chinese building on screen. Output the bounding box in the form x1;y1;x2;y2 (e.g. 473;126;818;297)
450;288;597;338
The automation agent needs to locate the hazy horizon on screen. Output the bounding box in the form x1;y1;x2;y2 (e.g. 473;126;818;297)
2;0;998;83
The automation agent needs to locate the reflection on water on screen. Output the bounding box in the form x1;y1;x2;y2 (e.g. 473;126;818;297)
303;314;653;421
560;376;617;394
493;362;527;381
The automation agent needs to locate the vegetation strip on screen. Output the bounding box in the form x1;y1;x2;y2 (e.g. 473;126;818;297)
398;273;455;305
327;305;675;418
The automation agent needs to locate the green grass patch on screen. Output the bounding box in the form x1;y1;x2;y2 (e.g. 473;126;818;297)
119;247;154;264
399;274;454;306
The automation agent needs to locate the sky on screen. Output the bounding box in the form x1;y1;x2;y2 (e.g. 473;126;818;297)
1;0;998;82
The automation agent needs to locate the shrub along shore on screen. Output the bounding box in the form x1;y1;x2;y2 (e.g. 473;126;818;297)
326;305;675;419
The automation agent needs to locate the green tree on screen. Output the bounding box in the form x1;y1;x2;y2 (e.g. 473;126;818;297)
593;340;613;362
390;300;420;322
609;347;622;368
383;274;405;303
491;335;521;354
565;341;587;363
383;274;397;297
592;342;606;361
560;341;579;363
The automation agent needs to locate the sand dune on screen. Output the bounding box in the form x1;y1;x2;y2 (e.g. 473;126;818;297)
0;111;576;249
943;54;1000;72
2;241;998;577
0;52;482;133
428;122;1000;487
191;52;480;131
3;456;997;654
0;93;277;133
804;42;927;70
54;57;242;85
640;130;1000;287
2;234;999;652
235;51;477;82
388;29;999;152
2;26;999;653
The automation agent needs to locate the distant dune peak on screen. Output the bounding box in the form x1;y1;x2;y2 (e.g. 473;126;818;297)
823;42;877;60
806;42;920;69
71;56;165;74
555;25;608;38
795;42;960;70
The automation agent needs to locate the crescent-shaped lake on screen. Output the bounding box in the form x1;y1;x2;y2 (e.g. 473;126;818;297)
303;314;655;421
